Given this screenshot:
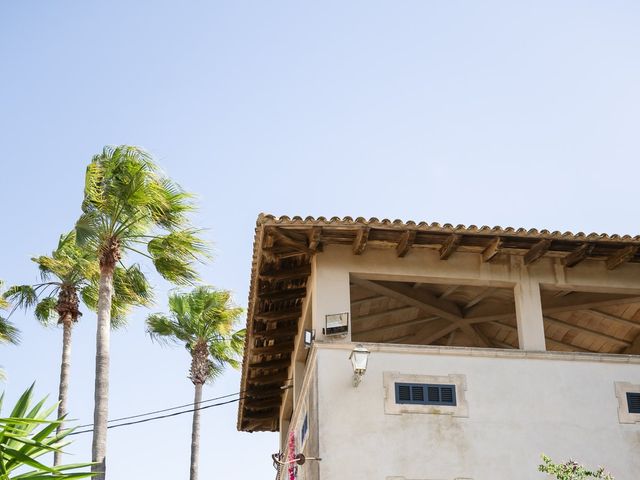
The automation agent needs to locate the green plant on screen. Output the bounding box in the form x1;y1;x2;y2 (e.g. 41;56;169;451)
0;384;94;479
539;454;614;480
146;286;245;480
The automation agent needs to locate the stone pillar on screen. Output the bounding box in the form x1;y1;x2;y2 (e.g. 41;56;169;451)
514;272;547;351
311;250;352;342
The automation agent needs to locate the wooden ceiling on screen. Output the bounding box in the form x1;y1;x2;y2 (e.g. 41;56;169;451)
351;279;640;354
238;215;640;432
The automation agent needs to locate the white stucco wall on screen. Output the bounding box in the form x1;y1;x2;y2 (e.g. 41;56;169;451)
314;343;640;480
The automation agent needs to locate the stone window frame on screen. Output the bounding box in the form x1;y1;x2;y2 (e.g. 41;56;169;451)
383;372;468;417
614;381;640;424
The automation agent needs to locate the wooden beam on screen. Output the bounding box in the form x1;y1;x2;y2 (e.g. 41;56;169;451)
439;285;460;299
606;245;639;270
350;294;384;307
482;237;502;262
249;358;291;369
244;398;283;410
250;343;295;355
489;321;590;352
252;327;298;340
524;239;552;265
471;324;495;348
351;278;463;322
563;243;594;268
258;287;307;301
353;227;370;255
354;314;439;337
439;234;461;260
396;230;416;257
463;287;494;311
255;307;302;321
587;309;640;330
465;293;640;324
247;371;290;385
271;228;314;255
623;333;640;355
259;264;311;281
307;227;322;252
352;306;418;328
543;316;631;347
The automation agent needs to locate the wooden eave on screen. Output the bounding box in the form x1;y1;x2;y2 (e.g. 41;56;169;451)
237;214;640;432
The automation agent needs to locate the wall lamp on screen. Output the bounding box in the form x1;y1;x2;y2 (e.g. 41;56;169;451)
349;344;370;388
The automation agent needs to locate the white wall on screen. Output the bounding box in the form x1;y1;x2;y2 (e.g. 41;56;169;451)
315;344;640;480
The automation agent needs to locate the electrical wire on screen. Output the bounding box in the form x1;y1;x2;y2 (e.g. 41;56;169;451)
73;390;244;429
68;396;246;436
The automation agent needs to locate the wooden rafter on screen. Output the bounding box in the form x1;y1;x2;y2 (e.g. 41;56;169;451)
353;227;370;255
396;230;416;257
271;228;314;254
524;239;552;265
586;309;640;330
489;321;590;352
440;234;461;260
623;333;640;354
606;245;639;270
482;237;502;262
563;243;594;268
463;287;494;311
352;305;418;329
439;285;460;299
259;264;311;281
255;307;302;321
307;226;322;252
543;316;631;347
354;314;439;337
249;358;291;369
258;287;307;301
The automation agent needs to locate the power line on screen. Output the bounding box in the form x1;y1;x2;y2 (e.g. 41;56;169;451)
74;390;244;429
68;396;245;436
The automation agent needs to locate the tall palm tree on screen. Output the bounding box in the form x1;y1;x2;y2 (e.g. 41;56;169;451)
75;145;208;479
146;287;245;480
4;231;152;466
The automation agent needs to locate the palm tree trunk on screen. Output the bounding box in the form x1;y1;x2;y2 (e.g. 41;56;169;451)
190;382;203;480
91;266;114;480
53;313;73;466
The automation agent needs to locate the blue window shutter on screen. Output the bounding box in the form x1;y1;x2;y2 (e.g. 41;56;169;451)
627;392;640;414
394;382;457;406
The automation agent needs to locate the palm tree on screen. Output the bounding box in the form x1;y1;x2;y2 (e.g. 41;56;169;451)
4;231;152;466
0;280;19;381
146;287;245;480
0;280;19;346
75;145;208;479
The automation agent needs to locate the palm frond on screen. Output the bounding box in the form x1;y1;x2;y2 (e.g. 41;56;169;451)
0;316;20;345
146;286;245;383
34;298;57;326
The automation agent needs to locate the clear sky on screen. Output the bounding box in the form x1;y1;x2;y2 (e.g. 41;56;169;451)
1;1;639;478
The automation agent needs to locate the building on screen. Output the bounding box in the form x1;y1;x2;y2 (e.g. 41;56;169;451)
237;214;640;479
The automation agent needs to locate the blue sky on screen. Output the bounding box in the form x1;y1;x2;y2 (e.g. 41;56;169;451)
1;1;639;478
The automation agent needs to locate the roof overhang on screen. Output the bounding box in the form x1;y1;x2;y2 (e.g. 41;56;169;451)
237;214;640;432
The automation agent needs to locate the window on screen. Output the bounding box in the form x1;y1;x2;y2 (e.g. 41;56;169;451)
395;383;457;406
384;372;468;417
614;382;640;424
627;392;640;414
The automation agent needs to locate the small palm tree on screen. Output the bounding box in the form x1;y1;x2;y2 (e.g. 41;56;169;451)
146;287;245;480
0;384;95;479
75;145;208;479
4;231;151;465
